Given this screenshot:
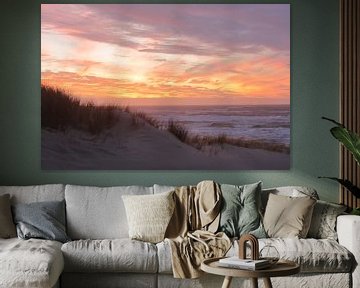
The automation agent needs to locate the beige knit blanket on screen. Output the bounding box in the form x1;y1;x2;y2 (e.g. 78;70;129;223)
165;180;231;279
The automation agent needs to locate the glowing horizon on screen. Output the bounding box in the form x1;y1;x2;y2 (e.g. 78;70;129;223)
41;4;290;106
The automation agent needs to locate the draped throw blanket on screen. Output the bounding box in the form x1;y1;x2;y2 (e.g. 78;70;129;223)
165;180;231;278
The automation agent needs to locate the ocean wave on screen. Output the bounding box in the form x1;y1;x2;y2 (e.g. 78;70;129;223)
137;105;290;145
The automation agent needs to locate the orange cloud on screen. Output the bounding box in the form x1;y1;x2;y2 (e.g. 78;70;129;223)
42;66;288;106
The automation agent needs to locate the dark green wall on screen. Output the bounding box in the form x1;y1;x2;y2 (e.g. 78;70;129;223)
0;0;340;202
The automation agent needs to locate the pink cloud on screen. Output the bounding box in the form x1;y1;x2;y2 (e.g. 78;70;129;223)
41;4;290;56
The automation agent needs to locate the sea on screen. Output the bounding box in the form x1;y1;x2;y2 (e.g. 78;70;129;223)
137;105;290;146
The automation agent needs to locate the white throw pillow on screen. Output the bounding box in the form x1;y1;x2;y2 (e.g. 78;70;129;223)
122;191;175;243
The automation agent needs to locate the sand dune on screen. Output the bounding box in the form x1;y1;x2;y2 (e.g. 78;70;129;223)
42;111;290;170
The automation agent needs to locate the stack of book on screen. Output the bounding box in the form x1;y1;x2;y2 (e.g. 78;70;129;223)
218;257;271;270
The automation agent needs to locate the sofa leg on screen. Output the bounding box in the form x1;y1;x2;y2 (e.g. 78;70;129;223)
221;276;232;288
263;277;273;288
251;278;258;288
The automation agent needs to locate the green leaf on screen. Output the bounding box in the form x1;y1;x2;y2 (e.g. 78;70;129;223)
351;208;360;215
318;177;360;198
330;126;360;165
321;116;344;127
322;117;360;165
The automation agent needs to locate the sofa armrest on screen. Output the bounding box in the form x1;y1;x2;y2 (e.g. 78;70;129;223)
337;215;360;288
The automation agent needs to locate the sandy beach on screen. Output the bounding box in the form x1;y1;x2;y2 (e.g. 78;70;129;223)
42;110;290;170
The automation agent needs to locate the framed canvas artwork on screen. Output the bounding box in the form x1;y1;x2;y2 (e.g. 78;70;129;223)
41;4;290;170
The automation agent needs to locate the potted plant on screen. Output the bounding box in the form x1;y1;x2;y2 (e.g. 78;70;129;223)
320;117;360;215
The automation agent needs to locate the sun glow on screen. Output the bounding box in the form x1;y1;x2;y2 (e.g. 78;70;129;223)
129;74;147;83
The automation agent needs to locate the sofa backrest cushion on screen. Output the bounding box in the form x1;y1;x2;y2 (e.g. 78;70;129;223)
153;184;176;194
0;185;65;204
65;185;153;239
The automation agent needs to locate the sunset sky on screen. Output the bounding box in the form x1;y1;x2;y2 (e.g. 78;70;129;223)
41;4;290;106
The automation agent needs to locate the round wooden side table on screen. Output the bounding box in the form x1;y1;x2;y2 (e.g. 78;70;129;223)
201;257;300;288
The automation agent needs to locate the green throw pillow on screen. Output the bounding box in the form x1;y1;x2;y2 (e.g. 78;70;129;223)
218;182;266;238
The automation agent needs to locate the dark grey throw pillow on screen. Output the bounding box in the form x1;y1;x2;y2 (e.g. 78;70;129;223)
12;200;70;243
218;182;266;238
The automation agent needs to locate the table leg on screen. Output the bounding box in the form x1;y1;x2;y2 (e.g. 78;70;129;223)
221;276;233;288
251;278;258;288
263;277;273;288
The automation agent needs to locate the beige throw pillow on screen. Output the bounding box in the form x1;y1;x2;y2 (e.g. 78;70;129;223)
0;194;17;238
122;191;175;243
263;193;316;238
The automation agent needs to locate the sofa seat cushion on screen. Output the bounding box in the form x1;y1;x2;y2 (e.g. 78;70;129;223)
261;238;353;273
157;238;353;274
231;238;353;273
62;239;158;273
0;238;64;288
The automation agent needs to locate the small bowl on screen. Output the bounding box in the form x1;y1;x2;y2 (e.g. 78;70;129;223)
259;245;280;265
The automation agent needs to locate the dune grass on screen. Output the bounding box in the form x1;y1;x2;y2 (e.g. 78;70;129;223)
165;121;289;154
41;85;118;134
131;110;161;129
41;84;289;153
42;85;162;135
167;120;188;142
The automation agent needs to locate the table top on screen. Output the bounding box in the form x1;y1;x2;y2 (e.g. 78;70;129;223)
201;257;300;278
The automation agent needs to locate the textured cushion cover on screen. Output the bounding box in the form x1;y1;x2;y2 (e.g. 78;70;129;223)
0;184;65;204
122;191;175;243
337;215;360;288
61;273;157;288
156;240;173;274
158;273;351;288
263;194;316;238
218;182;266;238
264;273;351;288
0;238;64;288
153;184;176;194
158;237;353;274
227;238;354;273
65;185;153;239
0;194;16;238
12;200;70;243
252;238;352;273
61;239;158;273
307;200;347;240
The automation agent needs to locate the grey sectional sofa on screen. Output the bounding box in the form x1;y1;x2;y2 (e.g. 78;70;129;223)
0;184;359;288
